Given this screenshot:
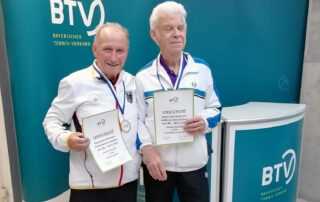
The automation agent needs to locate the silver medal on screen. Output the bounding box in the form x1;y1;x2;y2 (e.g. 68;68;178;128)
121;119;131;133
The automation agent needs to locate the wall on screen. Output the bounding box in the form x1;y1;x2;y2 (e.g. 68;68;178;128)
0;1;22;200
299;0;320;201
0;91;13;202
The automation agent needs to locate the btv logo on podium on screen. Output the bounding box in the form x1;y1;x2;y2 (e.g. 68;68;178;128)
262;149;296;186
50;0;105;36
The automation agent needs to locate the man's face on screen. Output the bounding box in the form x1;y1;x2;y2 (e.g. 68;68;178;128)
92;27;129;81
151;14;187;56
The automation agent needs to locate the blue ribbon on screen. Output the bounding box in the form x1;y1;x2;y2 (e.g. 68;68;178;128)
93;64;125;115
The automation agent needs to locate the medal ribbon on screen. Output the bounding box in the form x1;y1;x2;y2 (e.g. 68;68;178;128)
93;64;126;115
157;53;187;91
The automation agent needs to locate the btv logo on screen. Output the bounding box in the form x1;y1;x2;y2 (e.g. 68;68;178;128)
262;149;296;186
50;0;105;36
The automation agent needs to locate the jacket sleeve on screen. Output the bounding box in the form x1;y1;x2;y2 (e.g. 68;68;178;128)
42;78;78;152
199;68;222;133
136;75;153;151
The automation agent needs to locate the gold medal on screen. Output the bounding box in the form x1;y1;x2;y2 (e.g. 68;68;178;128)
121;119;131;133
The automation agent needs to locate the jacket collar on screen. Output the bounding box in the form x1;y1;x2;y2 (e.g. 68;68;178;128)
91;60;124;84
150;52;198;76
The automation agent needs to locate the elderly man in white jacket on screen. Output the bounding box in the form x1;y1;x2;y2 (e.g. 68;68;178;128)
43;22;141;202
136;1;222;202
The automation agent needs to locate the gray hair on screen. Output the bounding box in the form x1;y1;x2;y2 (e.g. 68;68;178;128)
93;22;129;45
149;1;187;30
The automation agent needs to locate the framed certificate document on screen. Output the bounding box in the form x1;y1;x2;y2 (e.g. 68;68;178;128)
82;110;132;173
153;89;194;145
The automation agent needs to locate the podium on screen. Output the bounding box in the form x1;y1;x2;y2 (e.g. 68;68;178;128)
220;102;306;202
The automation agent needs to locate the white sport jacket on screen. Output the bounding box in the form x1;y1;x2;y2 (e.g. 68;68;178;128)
43;62;141;189
136;52;222;172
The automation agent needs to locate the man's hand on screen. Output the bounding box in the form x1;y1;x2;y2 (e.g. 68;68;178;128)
183;116;206;135
67;132;90;151
142;145;167;181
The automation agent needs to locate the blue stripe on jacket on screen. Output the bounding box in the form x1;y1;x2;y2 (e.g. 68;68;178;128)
136;134;142;150
207;113;221;128
144;88;205;99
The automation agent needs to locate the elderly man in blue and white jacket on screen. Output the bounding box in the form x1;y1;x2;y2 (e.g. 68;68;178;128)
136;1;222;202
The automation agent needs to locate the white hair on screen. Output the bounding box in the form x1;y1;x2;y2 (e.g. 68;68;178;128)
93;22;129;45
149;1;187;30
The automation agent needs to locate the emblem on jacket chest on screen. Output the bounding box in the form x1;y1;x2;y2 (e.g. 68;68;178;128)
89;93;102;103
191;82;197;88
126;91;133;103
